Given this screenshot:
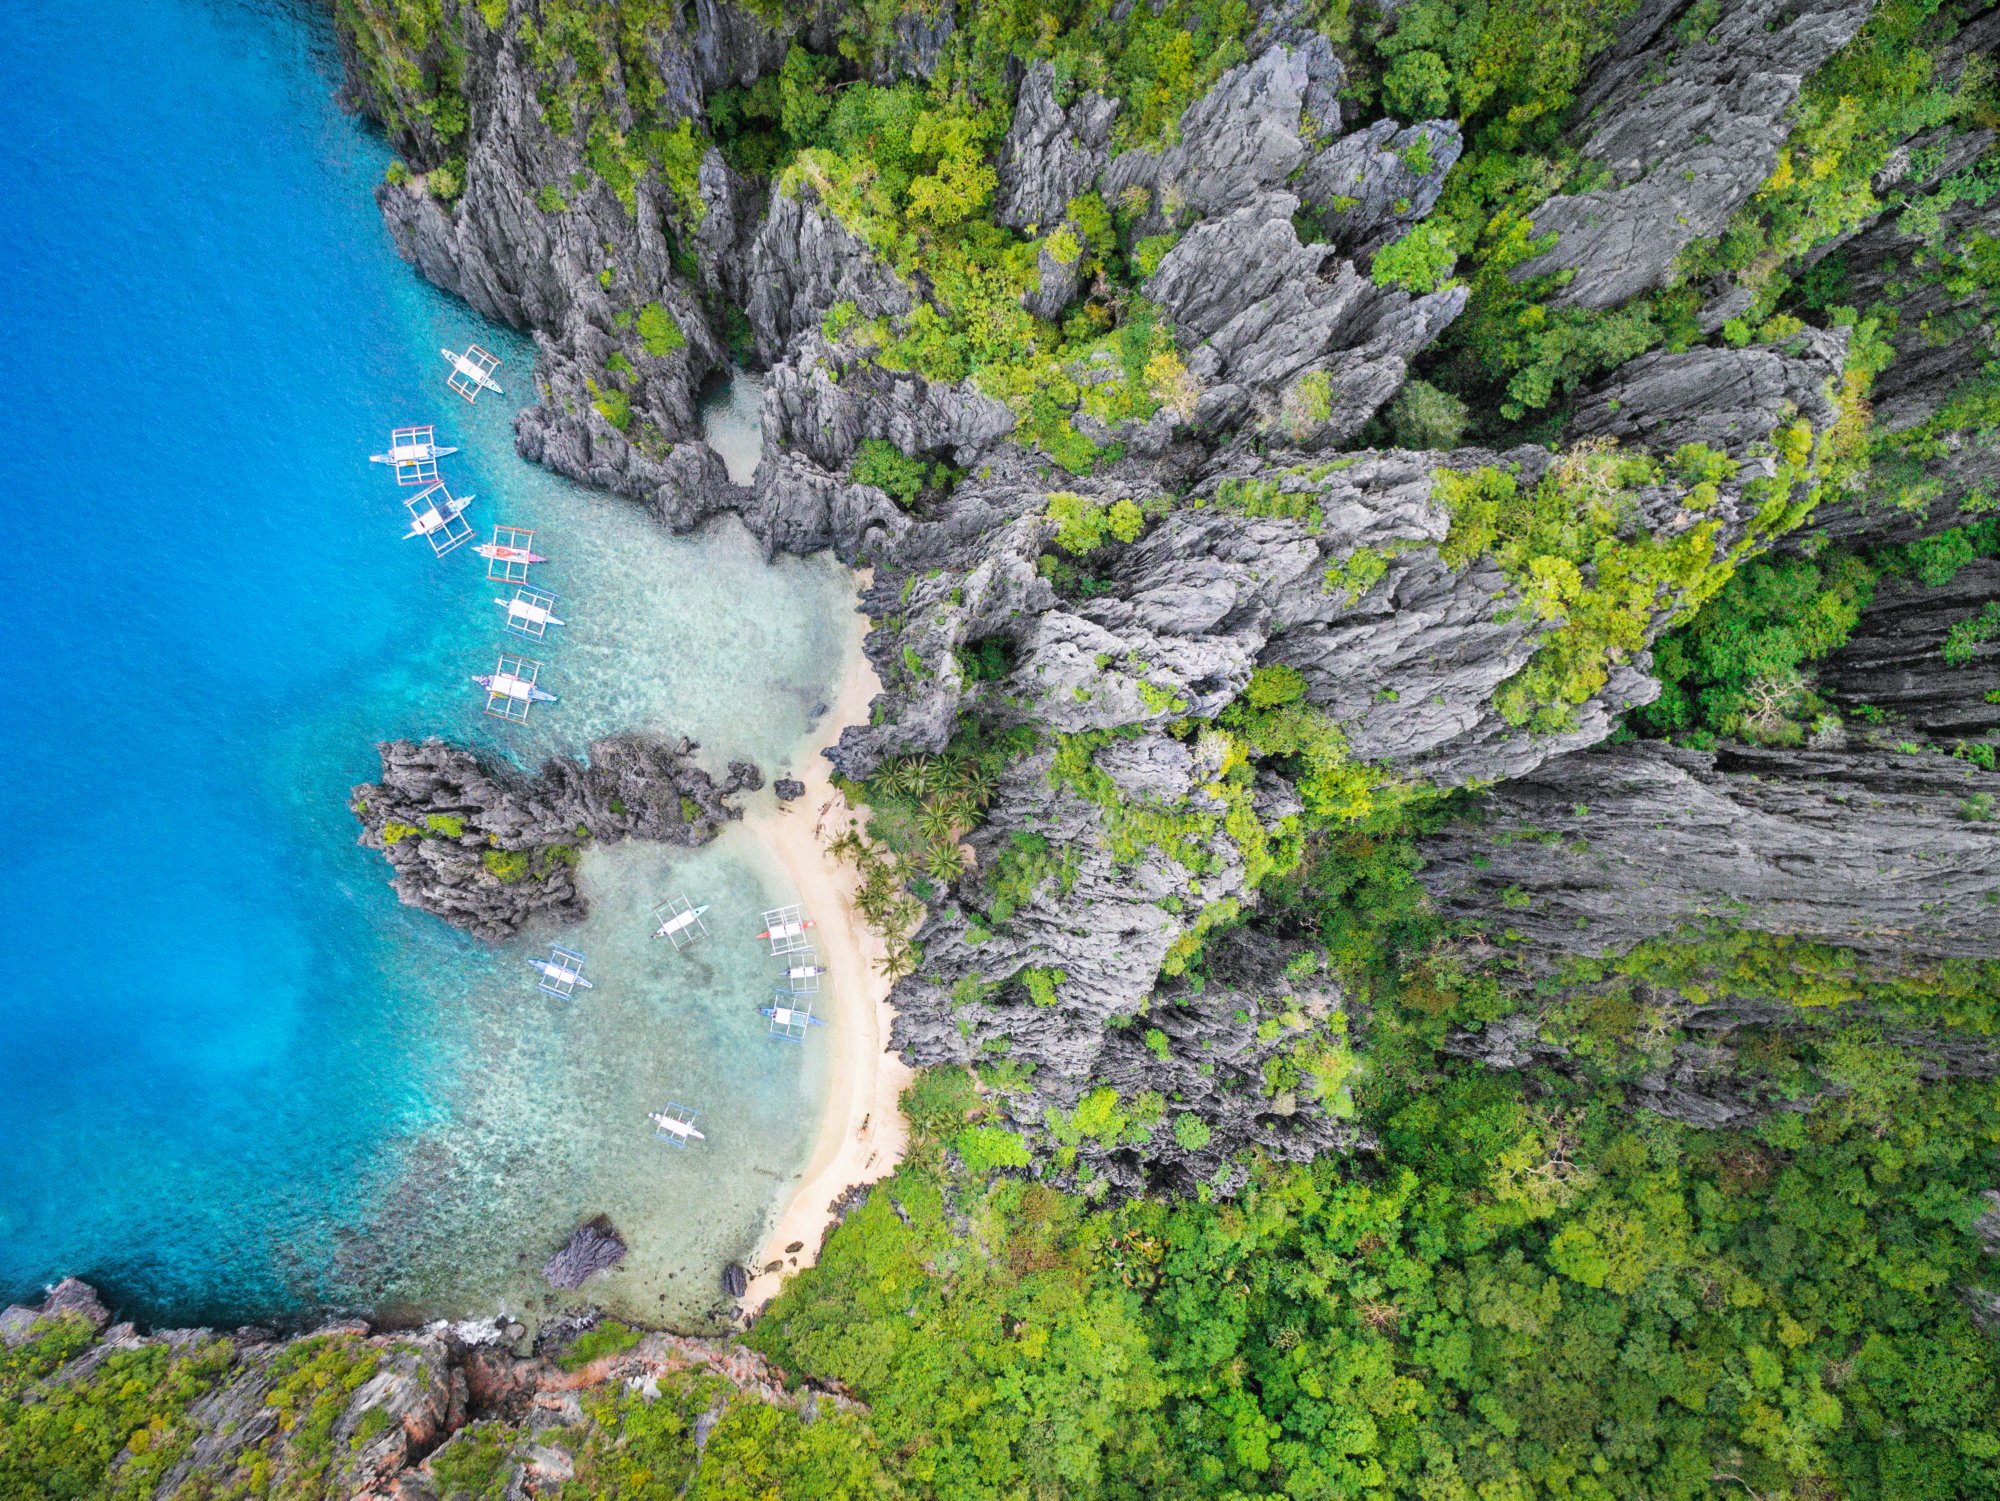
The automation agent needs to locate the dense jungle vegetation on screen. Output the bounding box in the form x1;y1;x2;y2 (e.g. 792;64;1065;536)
10;0;1997;1495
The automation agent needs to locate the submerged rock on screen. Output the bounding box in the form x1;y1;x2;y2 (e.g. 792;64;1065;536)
543;1215;628;1290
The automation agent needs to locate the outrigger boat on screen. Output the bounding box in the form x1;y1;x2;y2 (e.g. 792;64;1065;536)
649;1106;706;1147
442;343;505;402
758;916;816;943
474;539;546;566
403;489;473;539
495;589;564;640
528;946;591;997
778;961;825;982
764;996;823;1041
653;902;711;942
473;668;558;704
369;426;458;470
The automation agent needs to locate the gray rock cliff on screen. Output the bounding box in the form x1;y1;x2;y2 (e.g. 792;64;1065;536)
1416;741;2000;963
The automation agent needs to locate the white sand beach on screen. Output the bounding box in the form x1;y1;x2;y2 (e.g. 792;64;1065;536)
738;594;912;1317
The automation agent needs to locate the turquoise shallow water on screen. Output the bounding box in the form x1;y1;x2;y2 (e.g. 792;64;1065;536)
0;0;850;1328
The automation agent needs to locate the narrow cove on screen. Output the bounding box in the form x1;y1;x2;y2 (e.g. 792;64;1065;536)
0;0;857;1331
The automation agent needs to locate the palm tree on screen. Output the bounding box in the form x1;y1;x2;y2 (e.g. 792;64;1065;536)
875;940;917;980
959;760;999;808
918;798;963;844
925;842;967;883
853;881;895;927
936;752;969;796
903;754;937;800
828;829;865;863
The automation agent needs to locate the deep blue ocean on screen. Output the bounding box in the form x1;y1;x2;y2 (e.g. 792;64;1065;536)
0;0;847;1328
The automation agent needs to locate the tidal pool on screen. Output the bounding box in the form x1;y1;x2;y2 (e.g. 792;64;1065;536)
698;368;767;486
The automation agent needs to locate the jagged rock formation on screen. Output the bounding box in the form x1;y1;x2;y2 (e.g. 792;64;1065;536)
994;61;1119;231
334;0;1997;1187
1822;560;2000;739
828;321;1845;788
1446;995;2000;1130
1097;44;1339;222
1514;0;1876;307
921;923;1366;1196
351;735;757;938
1805;140;2000;544
0;1280;852;1500
1296;117;1462;262
1416;741;2000;964
1144;189;1467;441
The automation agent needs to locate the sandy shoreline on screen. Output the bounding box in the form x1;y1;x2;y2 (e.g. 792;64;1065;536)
736;591;911;1318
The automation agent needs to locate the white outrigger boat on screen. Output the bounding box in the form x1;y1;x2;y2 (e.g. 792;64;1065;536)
403;483;476;556
474;666;558;706
760;906;816;955
442;343;505;403
528;945;591;998
652;901;711;943
495;587;564;641
763;998;824;1042
369;424;458;483
476;653;556;722
650;1103;705;1148
402;487;472;539
778;961;825;982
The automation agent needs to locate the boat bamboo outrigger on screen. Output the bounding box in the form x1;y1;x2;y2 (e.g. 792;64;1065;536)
651;893;711;950
370;424;458;485
650;1102;704;1148
529;945;591;999
496;586;563;642
763;997;824;1042
476;525;544;584
775;954;823;994
442;343;504;403
757;904;816;956
475;653;556;722
403;482;476;556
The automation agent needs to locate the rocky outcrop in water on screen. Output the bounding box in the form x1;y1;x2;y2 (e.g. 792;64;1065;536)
1416;740;2000;964
542;1216;628;1290
351;735;756;939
